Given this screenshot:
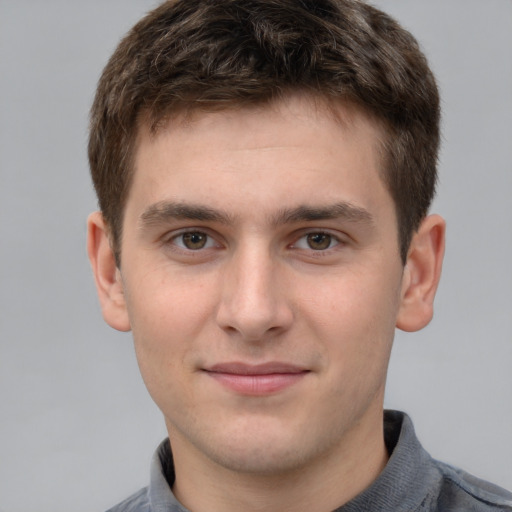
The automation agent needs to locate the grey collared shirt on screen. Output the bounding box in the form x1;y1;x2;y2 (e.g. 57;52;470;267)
106;411;512;512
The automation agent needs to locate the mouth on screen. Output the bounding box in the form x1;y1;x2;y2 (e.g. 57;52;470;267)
203;362;310;395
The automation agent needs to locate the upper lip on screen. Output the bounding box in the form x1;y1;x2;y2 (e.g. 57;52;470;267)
205;362;309;375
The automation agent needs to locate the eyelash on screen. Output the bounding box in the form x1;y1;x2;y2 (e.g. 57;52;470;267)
162;229;346;256
165;229;222;252
291;231;342;252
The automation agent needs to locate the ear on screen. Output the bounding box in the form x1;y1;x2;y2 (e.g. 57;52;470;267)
396;214;445;332
87;212;131;332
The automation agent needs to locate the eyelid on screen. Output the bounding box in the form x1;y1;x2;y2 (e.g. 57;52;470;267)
288;229;351;258
159;226;349;255
163;227;224;251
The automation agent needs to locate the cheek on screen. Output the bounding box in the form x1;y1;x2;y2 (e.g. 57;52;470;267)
124;270;219;386
302;269;400;368
127;265;218;336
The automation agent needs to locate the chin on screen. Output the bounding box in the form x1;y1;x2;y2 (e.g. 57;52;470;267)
206;438;308;476
185;415;327;476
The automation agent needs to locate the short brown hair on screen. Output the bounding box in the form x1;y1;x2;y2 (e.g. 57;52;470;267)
89;0;440;265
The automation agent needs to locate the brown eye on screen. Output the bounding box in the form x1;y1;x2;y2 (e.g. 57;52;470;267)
181;232;208;250
306;233;332;250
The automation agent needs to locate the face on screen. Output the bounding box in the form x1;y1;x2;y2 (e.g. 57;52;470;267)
112;96;409;476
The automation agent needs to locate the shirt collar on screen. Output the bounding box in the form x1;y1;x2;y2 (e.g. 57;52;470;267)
335;410;439;511
147;410;436;512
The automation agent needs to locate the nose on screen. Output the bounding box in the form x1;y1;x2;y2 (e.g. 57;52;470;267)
215;243;293;341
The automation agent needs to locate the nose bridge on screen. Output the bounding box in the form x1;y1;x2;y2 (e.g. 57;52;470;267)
216;238;291;340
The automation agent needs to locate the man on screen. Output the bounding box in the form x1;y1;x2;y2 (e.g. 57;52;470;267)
87;0;512;511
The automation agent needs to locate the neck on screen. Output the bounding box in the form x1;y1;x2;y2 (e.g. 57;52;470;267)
168;408;388;512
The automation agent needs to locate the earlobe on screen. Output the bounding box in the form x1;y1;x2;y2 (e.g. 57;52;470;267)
396;214;445;332
87;212;131;332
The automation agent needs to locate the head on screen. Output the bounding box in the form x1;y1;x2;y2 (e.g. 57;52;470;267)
88;0;440;267
87;1;445;505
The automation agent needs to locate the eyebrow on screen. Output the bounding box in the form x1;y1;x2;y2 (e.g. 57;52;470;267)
139;201;234;228
138;200;373;228
271;202;374;226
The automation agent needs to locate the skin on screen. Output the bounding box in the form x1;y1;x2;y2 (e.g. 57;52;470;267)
88;94;445;512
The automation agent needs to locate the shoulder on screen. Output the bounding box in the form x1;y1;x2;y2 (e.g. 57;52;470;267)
434;461;512;511
105;487;150;512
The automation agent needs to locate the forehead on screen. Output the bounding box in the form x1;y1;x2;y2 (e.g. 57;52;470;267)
127;94;391;222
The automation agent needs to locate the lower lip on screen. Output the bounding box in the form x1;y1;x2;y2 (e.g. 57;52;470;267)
206;372;308;395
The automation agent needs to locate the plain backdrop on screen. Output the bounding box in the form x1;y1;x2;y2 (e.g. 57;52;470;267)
0;1;511;511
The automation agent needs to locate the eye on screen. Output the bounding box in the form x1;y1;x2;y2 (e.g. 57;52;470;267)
294;232;340;251
172;231;217;251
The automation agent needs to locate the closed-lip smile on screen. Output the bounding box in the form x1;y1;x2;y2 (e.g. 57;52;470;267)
203;362;310;395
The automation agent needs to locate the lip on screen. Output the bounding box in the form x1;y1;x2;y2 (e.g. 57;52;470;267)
203;362;309;395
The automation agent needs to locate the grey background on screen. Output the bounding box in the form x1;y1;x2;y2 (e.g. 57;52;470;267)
0;1;511;510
